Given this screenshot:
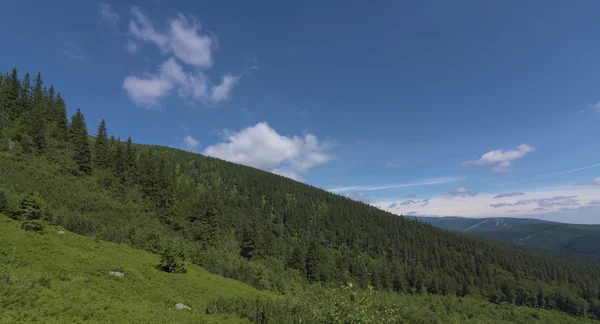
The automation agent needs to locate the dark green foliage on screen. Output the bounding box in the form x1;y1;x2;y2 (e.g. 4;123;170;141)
94;120;109;168
157;244;187;273
0;190;7;213
18;192;45;220
69;109;91;175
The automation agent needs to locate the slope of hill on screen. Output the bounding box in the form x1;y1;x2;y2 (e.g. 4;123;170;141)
412;216;553;232
2;68;600;321
0;217;264;323
475;223;600;256
1;217;595;324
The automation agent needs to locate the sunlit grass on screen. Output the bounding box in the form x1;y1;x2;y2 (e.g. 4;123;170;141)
0;216;270;323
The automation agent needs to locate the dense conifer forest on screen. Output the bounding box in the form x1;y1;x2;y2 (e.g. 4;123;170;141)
2;68;600;321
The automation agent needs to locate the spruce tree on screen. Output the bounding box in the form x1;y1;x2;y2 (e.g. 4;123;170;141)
2;68;22;123
124;137;137;183
54;93;69;141
30;104;46;153
20;72;32;112
113;137;125;181
69;109;92;174
94;119;109;168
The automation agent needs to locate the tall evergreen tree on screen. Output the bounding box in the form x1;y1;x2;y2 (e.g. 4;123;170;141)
113;137;125;181
1;68;22;123
69;109;92;174
54;93;69;141
124;137;137;183
30;104;46;153
20;72;32;112
94;119;109;168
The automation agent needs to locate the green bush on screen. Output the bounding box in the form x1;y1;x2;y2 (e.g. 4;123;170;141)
157;244;187;273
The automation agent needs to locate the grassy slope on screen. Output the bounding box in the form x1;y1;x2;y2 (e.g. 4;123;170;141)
0;217;269;324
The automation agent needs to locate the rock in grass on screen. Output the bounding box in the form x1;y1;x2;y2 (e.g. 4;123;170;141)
175;303;191;310
57;230;65;235
108;271;125;278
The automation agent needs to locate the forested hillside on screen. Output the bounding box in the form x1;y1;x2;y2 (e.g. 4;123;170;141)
2;68;600;321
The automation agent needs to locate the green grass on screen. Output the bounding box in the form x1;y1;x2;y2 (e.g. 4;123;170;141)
0;216;270;323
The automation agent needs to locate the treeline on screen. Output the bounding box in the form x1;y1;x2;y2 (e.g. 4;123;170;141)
1;68;600;320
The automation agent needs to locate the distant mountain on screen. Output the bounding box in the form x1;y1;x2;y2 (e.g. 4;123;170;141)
411;216;600;258
475;223;600;256
410;216;553;232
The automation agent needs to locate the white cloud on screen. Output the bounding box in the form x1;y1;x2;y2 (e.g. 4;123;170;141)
122;74;172;106
98;3;120;29
211;74;241;102
167;14;215;67
372;186;600;221
203;122;334;181
123;58;213;108
123;8;247;107
127;8;214;68
183;134;200;151
327;177;460;193
463;144;535;173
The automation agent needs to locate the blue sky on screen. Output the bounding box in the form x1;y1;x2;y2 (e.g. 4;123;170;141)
2;0;600;223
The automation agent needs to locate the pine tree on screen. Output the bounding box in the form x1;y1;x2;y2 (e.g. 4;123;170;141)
69;109;92;174
20;72;32;112
54;93;69;141
30;103;46;153
2;68;22;123
124;137;137;183
31;72;45;120
94;119;109;168
113;137;125;181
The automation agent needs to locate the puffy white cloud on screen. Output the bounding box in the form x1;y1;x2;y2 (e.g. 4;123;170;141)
123;8;246;107
211;74;240;102
123;58;209;107
127;8;215;68
463;144;535;173
122;74;172;106
98;3;120;29
203;122;334;181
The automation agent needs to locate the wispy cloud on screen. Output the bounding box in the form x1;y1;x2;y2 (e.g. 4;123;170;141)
183;134;200;151
54;32;87;61
442;187;478;199
327;177;460;193
489;196;580;209
98;3;120;29
497;163;600;186
386;162;400;168
493;191;524;199
462;144;535;173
